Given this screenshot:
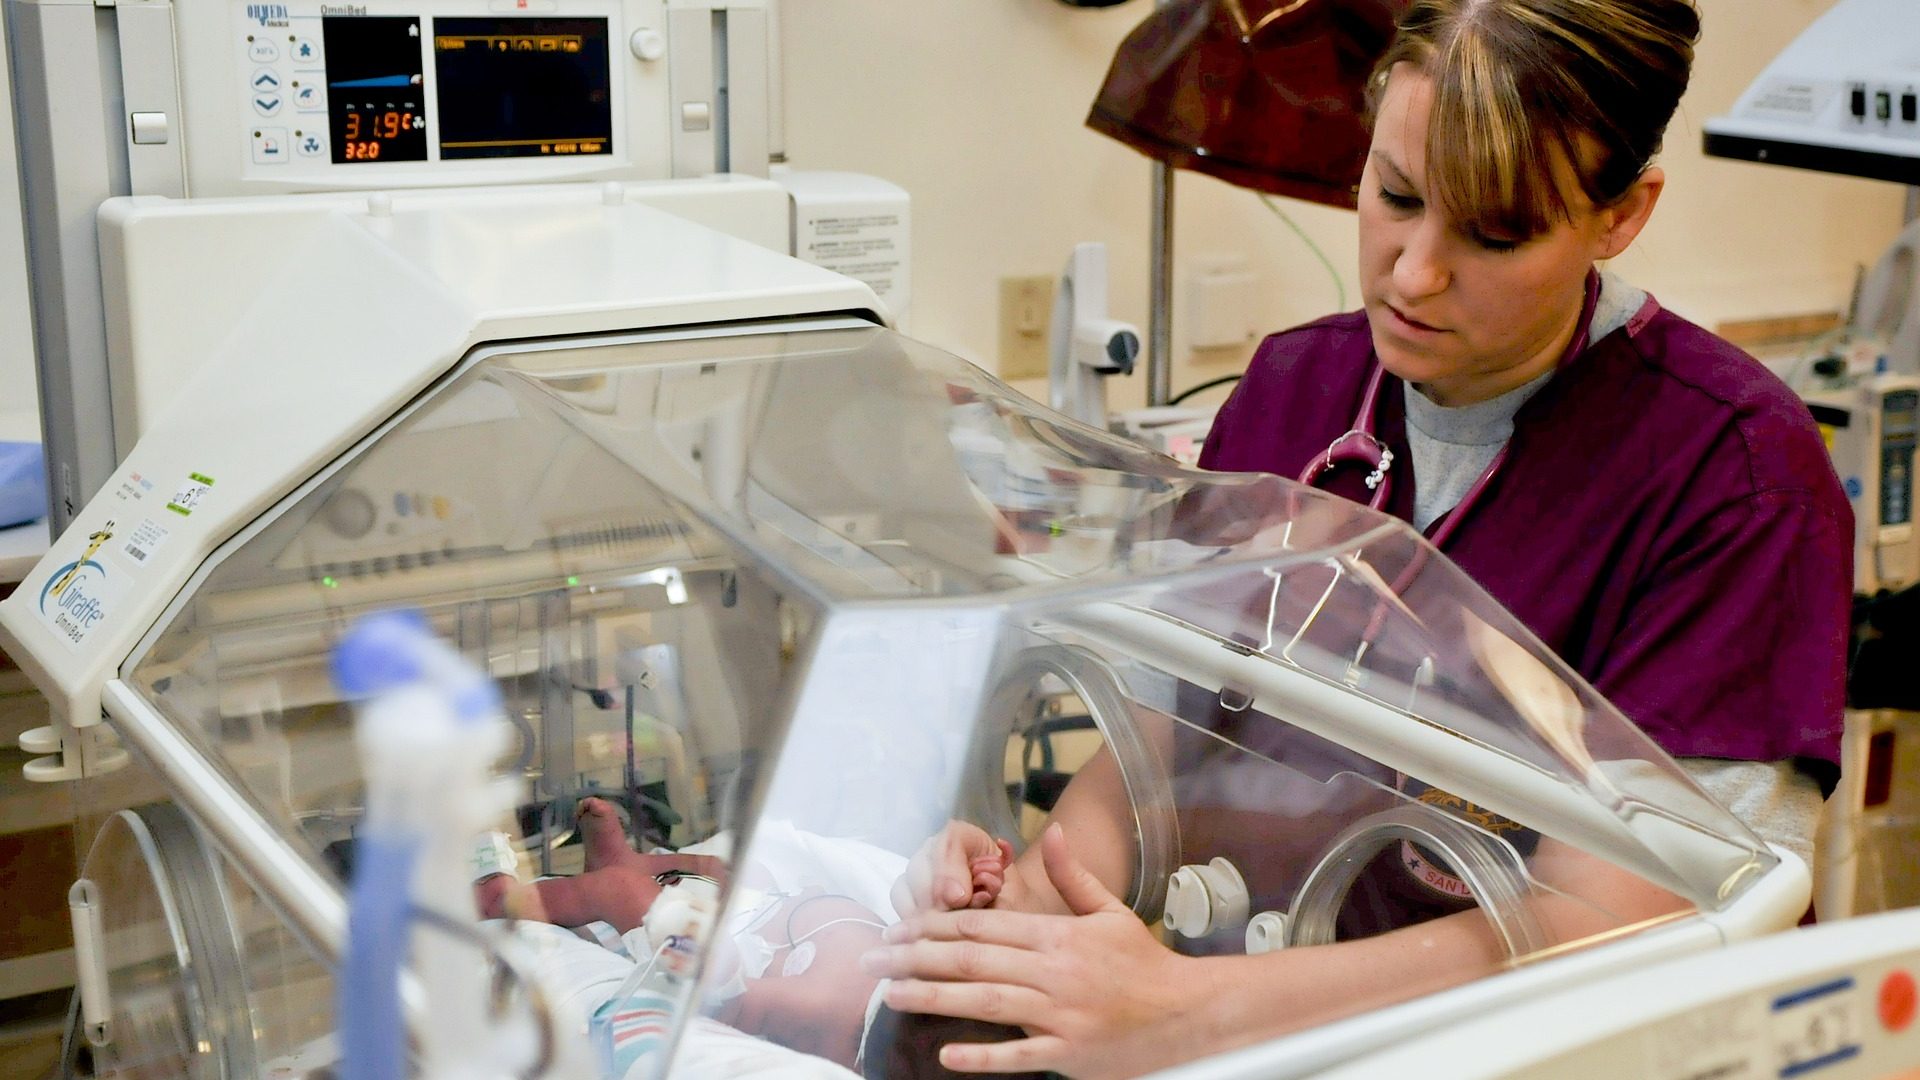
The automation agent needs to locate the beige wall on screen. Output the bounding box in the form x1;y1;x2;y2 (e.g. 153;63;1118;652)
780;0;1907;408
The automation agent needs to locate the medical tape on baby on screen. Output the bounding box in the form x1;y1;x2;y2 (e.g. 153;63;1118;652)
717;886;781;979
469;831;521;883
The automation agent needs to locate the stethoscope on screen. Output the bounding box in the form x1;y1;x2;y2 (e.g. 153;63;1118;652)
1296;362;1511;551
1299;276;1639;549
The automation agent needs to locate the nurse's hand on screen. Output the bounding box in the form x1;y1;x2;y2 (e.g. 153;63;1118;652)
863;824;1217;1079
893;821;1019;915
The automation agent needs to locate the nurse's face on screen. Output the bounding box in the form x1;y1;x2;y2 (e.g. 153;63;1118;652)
1357;65;1661;406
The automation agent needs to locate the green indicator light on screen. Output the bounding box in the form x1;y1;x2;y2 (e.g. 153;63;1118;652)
322;576;338;588
566;575;580;587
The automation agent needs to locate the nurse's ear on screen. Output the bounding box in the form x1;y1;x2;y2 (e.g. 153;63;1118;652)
1594;166;1665;261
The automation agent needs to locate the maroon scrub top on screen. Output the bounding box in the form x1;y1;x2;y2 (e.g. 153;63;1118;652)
1198;293;1852;774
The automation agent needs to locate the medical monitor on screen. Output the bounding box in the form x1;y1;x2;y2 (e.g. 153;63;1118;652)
319;15;429;164
233;4;630;181
170;0;759;194
431;18;614;160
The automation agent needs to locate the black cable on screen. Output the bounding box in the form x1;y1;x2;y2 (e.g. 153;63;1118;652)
1168;373;1242;406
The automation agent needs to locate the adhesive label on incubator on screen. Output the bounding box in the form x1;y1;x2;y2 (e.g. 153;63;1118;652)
1769;977;1864;1077
112;471;157;504
1642;994;1765;1080
35;523;132;649
167;473;215;517
119;519;172;567
1746;78;1838;124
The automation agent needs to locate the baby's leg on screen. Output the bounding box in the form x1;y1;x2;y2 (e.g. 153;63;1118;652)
475;797;725;932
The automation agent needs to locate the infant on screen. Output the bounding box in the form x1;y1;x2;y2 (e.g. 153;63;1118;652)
475;798;1015;1074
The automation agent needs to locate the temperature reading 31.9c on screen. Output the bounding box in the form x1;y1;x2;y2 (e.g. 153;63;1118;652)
322;15;429;164
339;109;421;160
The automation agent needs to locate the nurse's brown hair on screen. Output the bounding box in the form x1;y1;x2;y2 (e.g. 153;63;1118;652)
1368;0;1700;240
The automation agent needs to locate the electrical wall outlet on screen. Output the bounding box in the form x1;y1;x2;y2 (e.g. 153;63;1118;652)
998;275;1055;381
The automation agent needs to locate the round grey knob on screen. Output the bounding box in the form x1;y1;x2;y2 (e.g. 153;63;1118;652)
324;489;377;539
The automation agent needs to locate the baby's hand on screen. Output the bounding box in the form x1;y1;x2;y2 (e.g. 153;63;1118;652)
966;837;1017;908
894;824;1022;916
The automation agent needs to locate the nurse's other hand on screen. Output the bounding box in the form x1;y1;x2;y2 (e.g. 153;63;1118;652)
894;822;1018;916
864;824;1216;1080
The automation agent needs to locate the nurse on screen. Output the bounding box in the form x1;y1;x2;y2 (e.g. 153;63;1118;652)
863;0;1853;1075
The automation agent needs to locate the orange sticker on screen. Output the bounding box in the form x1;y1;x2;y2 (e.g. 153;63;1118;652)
1880;970;1916;1033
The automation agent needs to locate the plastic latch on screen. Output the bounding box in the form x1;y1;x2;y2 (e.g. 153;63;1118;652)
1162;857;1252;939
69;879;111;1047
1246;911;1289;955
1202;857;1250;930
1164;866;1210;937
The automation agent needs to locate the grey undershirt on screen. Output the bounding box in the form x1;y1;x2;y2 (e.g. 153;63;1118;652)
1403;369;1553;533
1402;272;1821;863
1403;272;1649;533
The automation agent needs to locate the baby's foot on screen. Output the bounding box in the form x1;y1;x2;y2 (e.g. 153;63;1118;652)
472;798;727;932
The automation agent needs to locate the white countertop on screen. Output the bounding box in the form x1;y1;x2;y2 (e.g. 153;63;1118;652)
0;407;49;586
0;517;50;587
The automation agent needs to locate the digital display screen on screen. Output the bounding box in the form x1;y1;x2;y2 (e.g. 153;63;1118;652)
322;16;428;163
432;18;613;159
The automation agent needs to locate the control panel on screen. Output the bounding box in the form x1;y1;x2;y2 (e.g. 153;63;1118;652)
231;3;627;180
1735;71;1920;143
138;0;776;195
1847;80;1920;137
1733;72;1920;143
1701;0;1920;183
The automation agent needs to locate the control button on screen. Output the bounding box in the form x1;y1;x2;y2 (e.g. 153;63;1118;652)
290;36;322;64
323;490;377;539
1881;971;1916;1032
294;85;324;111
295;131;326;158
253;95;283;117
247;38;280;63
1904;92;1917;124
630;28;666;61
681;101;712;132
1877;91;1894;123
251;69;281;91
251;128;288;164
1853;85;1868;118
129;111;170;146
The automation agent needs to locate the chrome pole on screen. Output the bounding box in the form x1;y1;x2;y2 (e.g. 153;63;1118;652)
1149;155;1175;405
1145;0;1176;408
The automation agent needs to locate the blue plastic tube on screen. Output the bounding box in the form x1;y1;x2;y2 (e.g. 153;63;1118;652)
338;831;419;1080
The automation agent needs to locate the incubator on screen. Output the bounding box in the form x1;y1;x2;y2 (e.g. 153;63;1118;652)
0;2;1826;1075
0;210;1810;1074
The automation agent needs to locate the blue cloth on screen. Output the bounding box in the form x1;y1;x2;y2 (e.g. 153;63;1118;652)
0;442;46;527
